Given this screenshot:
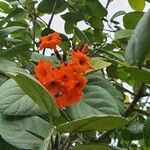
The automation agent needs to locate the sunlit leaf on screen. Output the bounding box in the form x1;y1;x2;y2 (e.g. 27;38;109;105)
57;115;128;133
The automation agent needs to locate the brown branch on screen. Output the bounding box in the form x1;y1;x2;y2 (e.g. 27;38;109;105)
105;0;112;9
47;0;58;28
124;84;145;117
134;108;150;117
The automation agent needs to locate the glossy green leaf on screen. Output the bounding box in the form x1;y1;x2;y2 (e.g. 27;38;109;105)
0;78;45;116
0;75;7;86
125;9;150;65
64;22;74;34
30;52;60;67
88;17;104;29
73;145;115;150
0;43;31;58
12;72;59;117
57;115;128;133
66;75;125;120
126;67;150;84
0;116;50;149
121;122;143;141
144;118;150;147
87;57;111;74
128;0;145;11
61;12;84;24
0;26;25;40
0;59;26;74
85;0;107;17
5;8;25;20
114;29;133;40
0;1;11;13
0;136;23;150
73;144;126;150
38;0;67;14
87;75;125;115
123;11;144;29
74;26;89;43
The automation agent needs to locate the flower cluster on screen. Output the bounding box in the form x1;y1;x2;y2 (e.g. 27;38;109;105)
34;32;93;108
39;32;61;50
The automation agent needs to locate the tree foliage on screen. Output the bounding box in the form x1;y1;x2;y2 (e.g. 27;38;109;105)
0;0;150;149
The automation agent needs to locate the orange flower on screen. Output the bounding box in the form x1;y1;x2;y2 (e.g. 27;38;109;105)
54;64;75;90
39;32;62;50
34;59;53;85
71;50;93;72
34;43;92;109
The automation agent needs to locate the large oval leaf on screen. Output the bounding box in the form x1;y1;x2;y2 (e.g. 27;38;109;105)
38;0;67;14
125;9;150;66
87;75;125;114
12;72;59;117
57;115;128;133
143;118;150;147
73;144;126;150
65;75;124;120
0;116;50;149
128;0;145;11
0;78;45;116
123;12;144;29
0;43;31;59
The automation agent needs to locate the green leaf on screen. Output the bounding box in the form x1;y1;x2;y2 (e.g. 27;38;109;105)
12;73;59;117
73;144;126;150
87;57;111;74
0;136;23;150
61;12;84;24
39;129;55;150
0;115;50;149
57;115;128;133
114;29;133;40
144;118;150;147
0;59;26;73
73;145;115;150
0;75;8;86
123;11;144;29
126;67;150;84
85;0;107;17
30;52;60;67
38;0;67;14
125;9;150;66
121;122;143;141
74;26;89;43
65;75;125;120
0;1;11;13
0;26;25;40
5;8;25;20
88;17;104;29
128;0;145;11
0;43;31;58
111;11;126;21
64;22;74;34
87;75;125;115
0;78;45;116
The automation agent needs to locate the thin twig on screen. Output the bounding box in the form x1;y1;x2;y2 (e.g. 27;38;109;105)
134;108;150;117
95;130;114;143
124;84;145;117
42;0;58;55
48;0;58;28
105;0;112;9
60;109;71;122
60;133;73;150
32;8;36;51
